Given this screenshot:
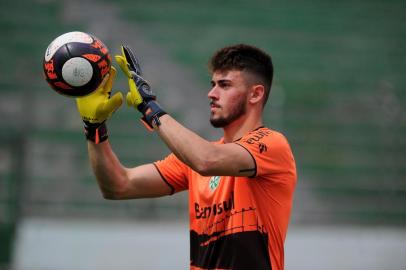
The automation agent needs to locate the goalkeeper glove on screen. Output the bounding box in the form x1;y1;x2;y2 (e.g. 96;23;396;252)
115;45;166;130
76;67;123;143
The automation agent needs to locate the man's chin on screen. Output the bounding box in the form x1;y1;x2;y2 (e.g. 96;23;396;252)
210;117;228;128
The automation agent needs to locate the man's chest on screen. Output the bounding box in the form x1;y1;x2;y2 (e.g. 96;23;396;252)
188;174;260;230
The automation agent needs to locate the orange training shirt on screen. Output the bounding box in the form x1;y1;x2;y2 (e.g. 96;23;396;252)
154;127;297;270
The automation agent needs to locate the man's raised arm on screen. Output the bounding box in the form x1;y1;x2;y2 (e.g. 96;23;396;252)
76;67;171;200
115;46;255;177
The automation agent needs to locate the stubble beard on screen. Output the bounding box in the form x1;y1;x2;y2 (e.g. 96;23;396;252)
210;97;247;128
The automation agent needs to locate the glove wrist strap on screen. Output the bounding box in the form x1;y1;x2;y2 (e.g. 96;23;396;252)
84;121;108;144
139;101;167;130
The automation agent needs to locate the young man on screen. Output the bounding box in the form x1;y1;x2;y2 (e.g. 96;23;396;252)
76;44;297;270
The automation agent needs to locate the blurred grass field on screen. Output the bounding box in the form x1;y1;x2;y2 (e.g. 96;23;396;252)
0;0;405;267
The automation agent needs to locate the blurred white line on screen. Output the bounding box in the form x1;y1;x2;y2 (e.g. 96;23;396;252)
285;225;406;270
13;219;406;270
13;218;189;270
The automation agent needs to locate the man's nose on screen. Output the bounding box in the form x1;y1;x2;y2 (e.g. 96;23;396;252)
208;86;218;99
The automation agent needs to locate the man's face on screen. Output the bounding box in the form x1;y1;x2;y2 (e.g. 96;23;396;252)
208;70;250;128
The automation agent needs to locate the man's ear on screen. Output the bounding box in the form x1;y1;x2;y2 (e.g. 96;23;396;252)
249;85;265;105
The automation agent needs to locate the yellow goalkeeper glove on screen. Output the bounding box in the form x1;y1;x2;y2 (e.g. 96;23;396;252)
115;45;166;131
76;67;123;143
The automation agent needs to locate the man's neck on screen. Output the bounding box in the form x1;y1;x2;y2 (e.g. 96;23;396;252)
222;114;263;143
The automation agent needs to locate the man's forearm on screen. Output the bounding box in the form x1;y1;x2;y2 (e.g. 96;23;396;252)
155;114;217;175
88;140;128;199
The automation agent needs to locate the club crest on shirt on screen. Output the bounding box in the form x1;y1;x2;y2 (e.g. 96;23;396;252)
209;176;221;191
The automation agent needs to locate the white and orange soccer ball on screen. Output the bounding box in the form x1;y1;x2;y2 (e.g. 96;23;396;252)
43;31;111;97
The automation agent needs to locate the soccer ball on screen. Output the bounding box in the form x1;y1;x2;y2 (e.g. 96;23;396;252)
43;31;111;97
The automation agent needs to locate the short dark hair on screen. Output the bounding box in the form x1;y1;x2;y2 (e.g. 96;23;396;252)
208;44;274;106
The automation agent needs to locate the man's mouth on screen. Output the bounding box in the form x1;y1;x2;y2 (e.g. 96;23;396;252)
210;102;220;109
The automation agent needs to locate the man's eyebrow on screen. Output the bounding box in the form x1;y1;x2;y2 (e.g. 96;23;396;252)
214;79;232;84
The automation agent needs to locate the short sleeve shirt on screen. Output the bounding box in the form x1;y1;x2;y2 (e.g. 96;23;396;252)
155;127;297;270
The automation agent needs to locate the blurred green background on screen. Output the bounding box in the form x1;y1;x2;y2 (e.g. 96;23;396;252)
0;0;405;269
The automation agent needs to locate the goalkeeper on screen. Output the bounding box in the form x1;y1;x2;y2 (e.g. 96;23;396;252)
76;44;297;270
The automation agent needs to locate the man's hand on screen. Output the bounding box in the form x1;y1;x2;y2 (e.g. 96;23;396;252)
76;67;123;143
115;45;166;130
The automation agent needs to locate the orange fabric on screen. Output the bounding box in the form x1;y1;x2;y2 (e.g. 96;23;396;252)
140;119;154;132
95;128;100;144
155;127;297;270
